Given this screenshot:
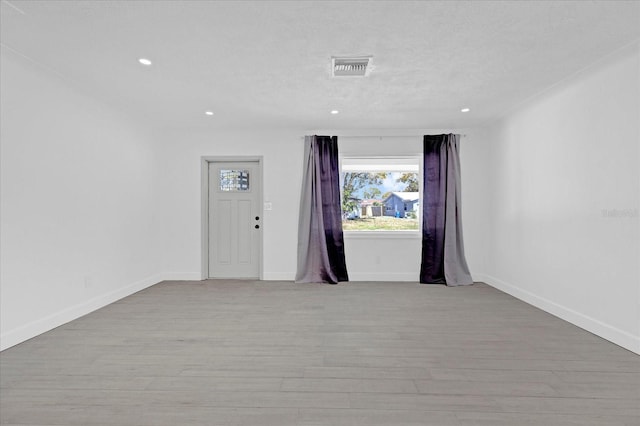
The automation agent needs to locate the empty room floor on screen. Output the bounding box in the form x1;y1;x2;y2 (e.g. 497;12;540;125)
1;281;639;425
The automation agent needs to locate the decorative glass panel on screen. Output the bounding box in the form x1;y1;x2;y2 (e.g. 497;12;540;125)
220;169;250;191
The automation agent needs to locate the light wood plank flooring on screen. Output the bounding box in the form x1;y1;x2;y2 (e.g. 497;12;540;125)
1;281;639;425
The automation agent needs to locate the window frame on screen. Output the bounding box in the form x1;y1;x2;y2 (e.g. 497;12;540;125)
339;155;422;237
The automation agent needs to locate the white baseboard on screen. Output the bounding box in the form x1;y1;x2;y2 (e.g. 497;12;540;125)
159;272;202;281
159;271;419;283
262;272;296;281
157;272;299;282
159;272;297;282
477;273;640;355
0;273;165;352
263;272;418;282
348;272;418;282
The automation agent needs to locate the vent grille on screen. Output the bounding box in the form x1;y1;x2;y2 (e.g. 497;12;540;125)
332;56;372;77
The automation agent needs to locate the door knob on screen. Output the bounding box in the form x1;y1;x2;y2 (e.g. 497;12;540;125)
255;216;260;220
255;225;260;229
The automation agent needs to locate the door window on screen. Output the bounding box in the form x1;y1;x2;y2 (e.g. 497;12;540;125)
219;169;250;191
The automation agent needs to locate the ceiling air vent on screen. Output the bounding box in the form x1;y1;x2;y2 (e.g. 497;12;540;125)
332;56;372;77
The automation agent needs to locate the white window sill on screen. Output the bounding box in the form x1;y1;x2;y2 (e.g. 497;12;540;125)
343;231;421;240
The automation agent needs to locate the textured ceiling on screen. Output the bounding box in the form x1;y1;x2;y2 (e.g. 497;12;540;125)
1;0;639;131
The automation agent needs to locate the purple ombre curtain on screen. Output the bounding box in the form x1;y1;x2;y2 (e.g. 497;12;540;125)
420;134;473;286
295;135;349;284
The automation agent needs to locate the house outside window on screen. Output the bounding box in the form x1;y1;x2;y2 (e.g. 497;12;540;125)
340;157;421;232
384;192;419;218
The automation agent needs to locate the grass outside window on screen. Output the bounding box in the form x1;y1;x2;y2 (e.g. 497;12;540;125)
342;216;419;231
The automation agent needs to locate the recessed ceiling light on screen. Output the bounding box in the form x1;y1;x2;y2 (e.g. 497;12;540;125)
330;110;339;115
138;58;152;66
461;108;470;112
205;111;214;116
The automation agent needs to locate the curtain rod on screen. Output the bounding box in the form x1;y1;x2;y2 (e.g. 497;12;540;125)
300;134;467;139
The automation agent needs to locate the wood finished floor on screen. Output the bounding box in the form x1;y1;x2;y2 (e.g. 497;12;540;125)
1;281;639;426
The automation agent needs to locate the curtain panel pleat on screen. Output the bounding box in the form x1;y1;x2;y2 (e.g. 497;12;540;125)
295;135;348;284
420;134;473;286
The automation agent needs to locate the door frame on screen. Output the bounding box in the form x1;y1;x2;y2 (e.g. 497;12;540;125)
201;156;264;280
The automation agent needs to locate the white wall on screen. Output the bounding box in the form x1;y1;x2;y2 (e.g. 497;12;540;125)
154;129;305;280
482;42;640;353
0;49;164;350
156;130;488;283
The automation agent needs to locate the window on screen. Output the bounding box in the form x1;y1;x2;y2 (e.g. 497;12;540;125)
340;157;420;232
219;169;250;191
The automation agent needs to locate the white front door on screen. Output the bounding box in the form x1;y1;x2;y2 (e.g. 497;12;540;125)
208;161;261;278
